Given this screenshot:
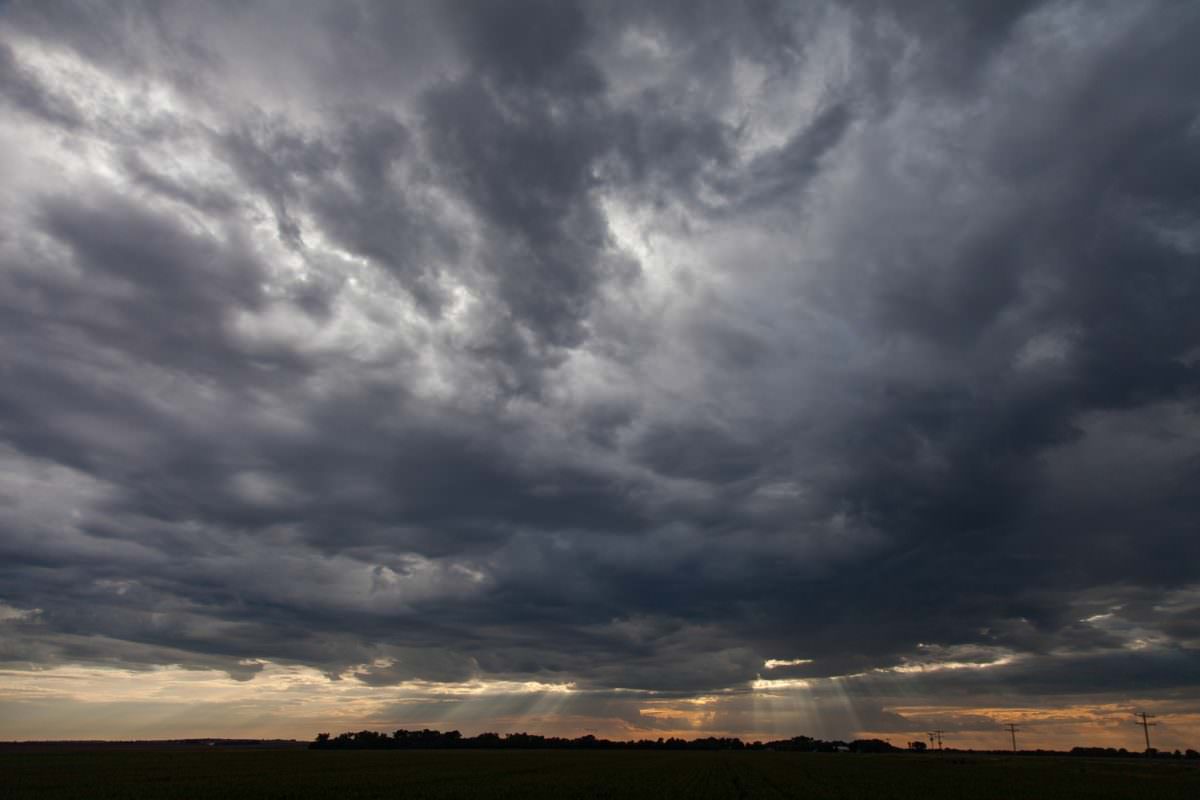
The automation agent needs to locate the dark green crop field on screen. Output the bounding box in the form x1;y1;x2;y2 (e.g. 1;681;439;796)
4;749;1198;799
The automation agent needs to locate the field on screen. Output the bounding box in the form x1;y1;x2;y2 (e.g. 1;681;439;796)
4;749;1199;799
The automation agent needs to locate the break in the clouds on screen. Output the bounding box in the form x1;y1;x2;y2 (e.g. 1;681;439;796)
2;0;1200;749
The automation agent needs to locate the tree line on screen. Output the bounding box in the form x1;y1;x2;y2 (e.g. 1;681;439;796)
310;730;1200;757
310;729;898;752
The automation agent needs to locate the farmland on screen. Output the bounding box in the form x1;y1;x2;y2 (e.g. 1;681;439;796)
4;749;1199;799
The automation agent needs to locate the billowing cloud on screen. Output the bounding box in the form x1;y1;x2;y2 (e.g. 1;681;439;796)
2;0;1200;748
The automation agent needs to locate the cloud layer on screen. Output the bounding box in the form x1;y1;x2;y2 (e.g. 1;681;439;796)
2;0;1199;747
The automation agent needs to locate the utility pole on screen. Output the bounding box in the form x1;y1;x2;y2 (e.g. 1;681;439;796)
927;729;944;751
1134;712;1157;752
1005;723;1020;753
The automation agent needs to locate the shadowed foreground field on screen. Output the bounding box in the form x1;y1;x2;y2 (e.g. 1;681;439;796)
5;749;1199;799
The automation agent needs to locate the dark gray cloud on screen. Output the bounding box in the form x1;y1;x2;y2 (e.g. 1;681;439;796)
2;0;1200;741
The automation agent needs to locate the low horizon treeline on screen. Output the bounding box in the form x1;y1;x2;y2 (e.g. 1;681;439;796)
310;729;1200;758
311;730;898;752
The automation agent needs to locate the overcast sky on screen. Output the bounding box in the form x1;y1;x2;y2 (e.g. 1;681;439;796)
2;0;1199;750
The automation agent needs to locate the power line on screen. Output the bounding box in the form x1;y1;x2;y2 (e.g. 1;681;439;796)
1004;723;1020;753
1134;712;1157;752
927;729;944;751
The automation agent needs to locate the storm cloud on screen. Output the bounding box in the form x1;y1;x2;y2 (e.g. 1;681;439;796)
2;0;1199;747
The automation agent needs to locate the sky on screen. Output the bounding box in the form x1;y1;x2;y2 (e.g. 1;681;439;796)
1;0;1199;752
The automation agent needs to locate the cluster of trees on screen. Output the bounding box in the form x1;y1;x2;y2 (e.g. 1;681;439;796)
310;730;1200;756
310;729;900;752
